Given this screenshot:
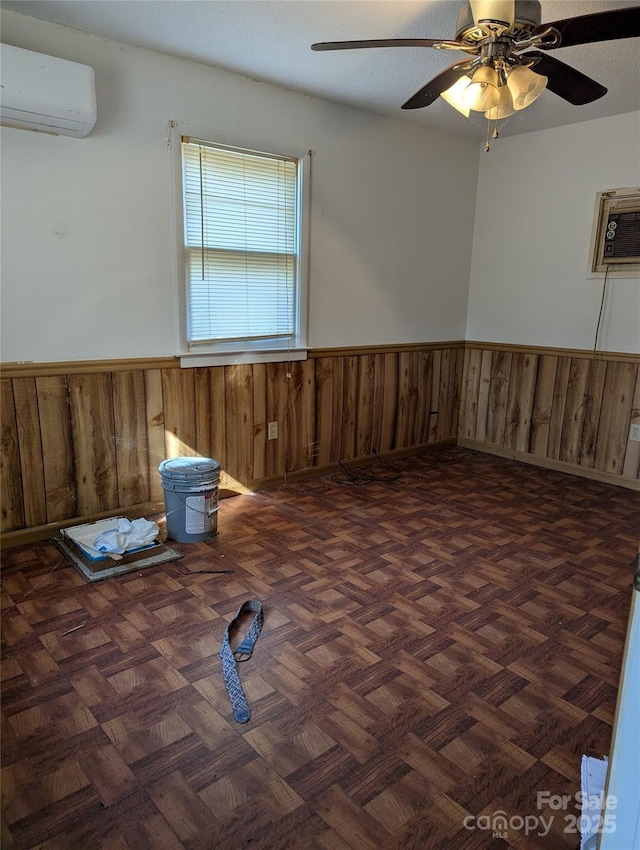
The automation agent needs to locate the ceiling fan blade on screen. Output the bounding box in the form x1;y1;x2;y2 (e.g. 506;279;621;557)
402;61;471;109
535;6;640;49
469;0;515;29
526;52;607;105
311;38;460;52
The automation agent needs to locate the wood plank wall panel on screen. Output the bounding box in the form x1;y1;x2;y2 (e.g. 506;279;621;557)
36;376;77;523
380;353;398;452
505;352;537;453
548;358;571;460
143;370;165;503
622;366;640;479
460;348;481;441
1;380;24;532
435;349;452;443
428;350;441;444
395;351;415;451
314;358;334;469
329;356;345;464
209;367;227;485
341;356;360;462
224;364;254;487
12;378;46;528
414;351;432;446
265;362;289;479
460;346;640;483
529;355;557;458
193;368;213;459
356;354;375;459
252;363;267;482
594;361;638;475
486;351;512;445
558;358;589;464
161;368;197;459
579;359;608;470
371;353;386;452
112;371;149;507
4;342;636;538
287;359;315;472
475;350;493;443
68;374;118;517
436;348;463;443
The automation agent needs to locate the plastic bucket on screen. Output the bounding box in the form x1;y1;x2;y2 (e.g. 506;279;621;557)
158;456;221;543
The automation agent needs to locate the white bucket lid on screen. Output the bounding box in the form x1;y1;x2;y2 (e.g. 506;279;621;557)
158;456;220;480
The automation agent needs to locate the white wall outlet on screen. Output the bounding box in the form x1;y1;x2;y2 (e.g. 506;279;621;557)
630;423;640;442
268;421;278;441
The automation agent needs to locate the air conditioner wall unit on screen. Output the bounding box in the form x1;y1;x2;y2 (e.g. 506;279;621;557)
588;187;640;276
0;43;96;138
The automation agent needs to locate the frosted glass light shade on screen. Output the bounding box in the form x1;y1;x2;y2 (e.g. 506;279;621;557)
440;76;472;117
485;85;516;119
463;65;500;111
506;65;547;110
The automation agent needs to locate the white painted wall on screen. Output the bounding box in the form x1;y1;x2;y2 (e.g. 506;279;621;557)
466;111;640;354
0;10;479;364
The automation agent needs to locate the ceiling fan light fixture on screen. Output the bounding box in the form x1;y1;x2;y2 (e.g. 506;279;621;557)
440;75;472;116
484;84;516;119
311;1;640;131
463;64;500;111
506;65;547;110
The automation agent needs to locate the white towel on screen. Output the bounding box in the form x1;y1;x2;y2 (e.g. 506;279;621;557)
94;517;159;554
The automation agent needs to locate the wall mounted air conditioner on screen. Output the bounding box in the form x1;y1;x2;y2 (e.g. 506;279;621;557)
589;187;640;276
0;43;96;138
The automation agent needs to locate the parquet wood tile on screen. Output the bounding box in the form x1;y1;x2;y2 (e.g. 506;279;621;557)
2;448;638;849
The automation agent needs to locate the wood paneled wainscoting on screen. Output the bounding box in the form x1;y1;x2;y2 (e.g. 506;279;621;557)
0;344;464;545
459;343;640;489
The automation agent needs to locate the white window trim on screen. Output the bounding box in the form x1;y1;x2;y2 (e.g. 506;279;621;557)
169;120;310;367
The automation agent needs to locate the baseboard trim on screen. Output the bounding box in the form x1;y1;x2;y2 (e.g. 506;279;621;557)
6;438;632;548
0;442;457;549
251;440;458;491
458;438;640;491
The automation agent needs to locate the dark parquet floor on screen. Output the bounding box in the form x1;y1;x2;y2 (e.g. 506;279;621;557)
1;448;638;850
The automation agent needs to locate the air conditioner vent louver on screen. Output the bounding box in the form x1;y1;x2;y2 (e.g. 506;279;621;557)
603;210;640;263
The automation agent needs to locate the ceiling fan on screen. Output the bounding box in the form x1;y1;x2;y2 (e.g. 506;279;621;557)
311;1;640;123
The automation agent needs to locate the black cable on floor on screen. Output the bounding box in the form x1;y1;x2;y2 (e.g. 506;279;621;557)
372;449;401;481
332;449;401;486
333;460;375;486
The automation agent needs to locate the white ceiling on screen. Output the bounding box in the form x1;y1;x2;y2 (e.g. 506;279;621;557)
3;0;640;139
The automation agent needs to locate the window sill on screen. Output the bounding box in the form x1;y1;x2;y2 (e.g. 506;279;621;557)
179;348;307;368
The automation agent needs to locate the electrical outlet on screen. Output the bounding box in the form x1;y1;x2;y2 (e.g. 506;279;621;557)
630;423;640;442
268;421;278;441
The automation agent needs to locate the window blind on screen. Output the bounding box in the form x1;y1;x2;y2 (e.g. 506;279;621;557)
181;139;298;346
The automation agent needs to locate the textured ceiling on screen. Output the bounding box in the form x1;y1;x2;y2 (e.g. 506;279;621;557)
3;0;640;139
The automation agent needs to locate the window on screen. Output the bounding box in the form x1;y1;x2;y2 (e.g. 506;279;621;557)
171;123;309;365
